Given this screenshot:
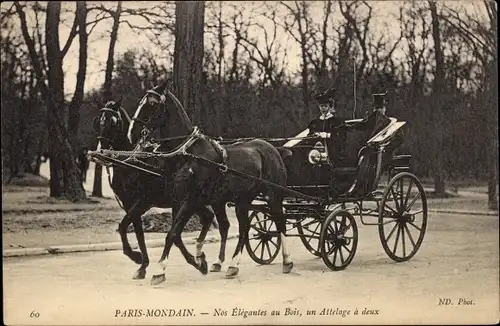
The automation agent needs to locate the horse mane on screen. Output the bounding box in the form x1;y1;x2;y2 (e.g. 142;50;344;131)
152;82;193;131
118;105;131;124
165;89;193;129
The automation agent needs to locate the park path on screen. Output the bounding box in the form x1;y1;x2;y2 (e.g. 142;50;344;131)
4;212;499;325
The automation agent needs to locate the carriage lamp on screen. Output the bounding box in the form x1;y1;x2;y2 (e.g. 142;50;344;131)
308;141;329;165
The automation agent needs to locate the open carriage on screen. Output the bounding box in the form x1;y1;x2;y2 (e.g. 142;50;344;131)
243;117;428;271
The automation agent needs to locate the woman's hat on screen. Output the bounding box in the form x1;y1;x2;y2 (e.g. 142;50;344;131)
313;88;336;104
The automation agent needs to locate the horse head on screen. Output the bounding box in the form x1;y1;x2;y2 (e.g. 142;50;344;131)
127;81;193;148
93;98;131;150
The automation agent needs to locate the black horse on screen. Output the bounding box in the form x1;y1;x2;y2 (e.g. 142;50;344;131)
93;99;231;280
127;82;294;285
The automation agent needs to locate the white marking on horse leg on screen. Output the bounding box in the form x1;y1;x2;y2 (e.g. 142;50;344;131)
154;260;167;276
280;233;292;264
195;241;204;266
229;251;242;268
212;258;222;266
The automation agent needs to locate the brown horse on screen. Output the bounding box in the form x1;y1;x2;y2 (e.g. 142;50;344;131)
128;82;294;285
93;99;230;280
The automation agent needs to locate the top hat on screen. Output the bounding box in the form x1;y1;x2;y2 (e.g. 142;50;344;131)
372;91;387;109
313;88;336;104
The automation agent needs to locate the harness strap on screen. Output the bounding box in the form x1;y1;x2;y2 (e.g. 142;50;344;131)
105;166;126;211
183;153;324;204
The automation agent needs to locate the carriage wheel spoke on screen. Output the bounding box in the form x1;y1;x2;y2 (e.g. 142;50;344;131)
399;178;405;209
401;224;406;257
385;221;399;242
265;241;272;258
341;243;351;255
382;219;397;225
310;221;322;236
326;241;333;255
408;209;424;216
406;192;422;211
390;187;401;212
403;223;416;248
252;240;263;255
384;202;398;215
338;246;345;265
403;179;414;208
332;245;338;263
269;238;279;249
392;223;401;255
408;221;422;232
260;240;266;258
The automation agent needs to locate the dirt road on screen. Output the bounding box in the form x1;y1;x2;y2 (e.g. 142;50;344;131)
4;212;498;325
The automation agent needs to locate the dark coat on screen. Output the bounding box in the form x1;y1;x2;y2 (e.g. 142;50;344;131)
307;115;347;164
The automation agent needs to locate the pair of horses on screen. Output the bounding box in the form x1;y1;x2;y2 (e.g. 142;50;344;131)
94;81;293;285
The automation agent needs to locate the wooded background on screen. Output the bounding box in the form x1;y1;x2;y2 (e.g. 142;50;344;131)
1;1;498;209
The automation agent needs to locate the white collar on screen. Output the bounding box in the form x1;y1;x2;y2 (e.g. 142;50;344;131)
319;112;334;120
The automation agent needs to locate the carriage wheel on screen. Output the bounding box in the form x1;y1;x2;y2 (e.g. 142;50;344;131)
297;217;322;257
378;172;428;262
245;210;281;265
320;211;358;271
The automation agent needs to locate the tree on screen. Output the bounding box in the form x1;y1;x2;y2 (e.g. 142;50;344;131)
443;0;498;209
15;1;86;200
173;1;205;123
428;0;447;196
91;1;122;197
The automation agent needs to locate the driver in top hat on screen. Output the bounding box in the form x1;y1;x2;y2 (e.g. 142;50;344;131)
306;87;348;166
344;91;404;168
344;91;403;147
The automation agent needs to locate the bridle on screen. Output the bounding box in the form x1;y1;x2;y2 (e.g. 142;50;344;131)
94;107;124;147
132;89;167;140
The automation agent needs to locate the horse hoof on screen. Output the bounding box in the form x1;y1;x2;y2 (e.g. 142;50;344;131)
210;263;222;272
150;273;166;286
130;251;143;265
283;261;294;274
133;269;146;280
199;256;208;275
225;266;239;278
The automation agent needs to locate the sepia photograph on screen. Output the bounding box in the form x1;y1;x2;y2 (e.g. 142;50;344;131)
2;0;498;325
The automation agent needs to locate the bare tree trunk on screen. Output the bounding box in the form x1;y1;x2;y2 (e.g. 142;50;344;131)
92;1;122;197
215;0;225;136
429;0;446;195
16;1;85;200
173;1;205;123
68;1;88;150
487;61;498;210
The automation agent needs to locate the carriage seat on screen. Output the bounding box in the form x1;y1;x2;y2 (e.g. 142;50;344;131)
331;118;407;197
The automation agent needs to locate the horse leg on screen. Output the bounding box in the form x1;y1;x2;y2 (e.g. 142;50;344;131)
225;201;250;278
187;205;215;274
131;216;149;280
117;200;145;265
162;204;210;275
269;196;293;273
211;201;230;272
151;201;195;285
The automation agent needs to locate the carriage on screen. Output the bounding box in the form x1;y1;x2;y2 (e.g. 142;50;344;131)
241;117;428;271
